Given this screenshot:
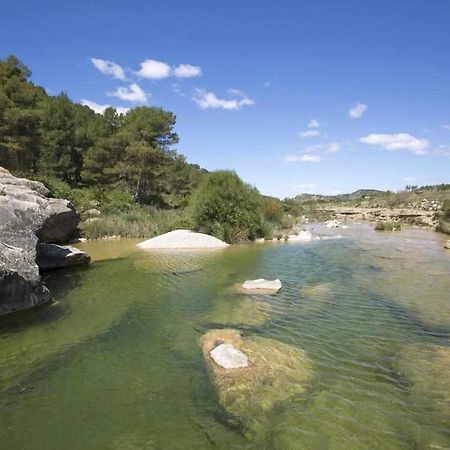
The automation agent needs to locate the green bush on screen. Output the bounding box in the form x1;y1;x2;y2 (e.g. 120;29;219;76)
375;221;402;231
190;170;263;243
262;197;283;224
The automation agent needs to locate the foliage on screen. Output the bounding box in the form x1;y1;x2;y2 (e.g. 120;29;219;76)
190;170;263;243
0;55;206;210
375;222;402;231
261;197;283;223
80;207;192;239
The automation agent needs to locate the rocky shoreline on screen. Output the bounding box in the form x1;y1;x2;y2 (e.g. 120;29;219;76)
0;168;90;316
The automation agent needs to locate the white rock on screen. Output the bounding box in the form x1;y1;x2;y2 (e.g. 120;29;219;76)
137;229;229;249
210;343;249;369
325;220;343;228
287;230;313;242
445;240;450;249
242;278;282;291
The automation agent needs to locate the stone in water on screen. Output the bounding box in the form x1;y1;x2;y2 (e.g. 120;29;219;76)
210;343;249;369
242;279;282;291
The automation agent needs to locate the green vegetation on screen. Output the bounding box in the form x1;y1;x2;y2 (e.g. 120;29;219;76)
374;222;402;231
191;170;264;243
438;199;450;234
0;55;292;243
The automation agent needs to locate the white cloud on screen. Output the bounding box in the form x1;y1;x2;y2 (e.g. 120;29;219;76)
326;142;341;153
308;119;320;128
81;99;129;115
108;83;148;104
192;88;254;110
173;64;202;78
349;103;367;119
360;133;430;155
90;58;126;81
137;59;171;79
300;129;320;138
442;124;450;130
285;154;322;163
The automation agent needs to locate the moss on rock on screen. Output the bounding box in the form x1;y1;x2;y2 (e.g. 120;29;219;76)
199;329;313;423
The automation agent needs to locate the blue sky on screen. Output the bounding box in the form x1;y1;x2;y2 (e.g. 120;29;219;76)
1;0;449;198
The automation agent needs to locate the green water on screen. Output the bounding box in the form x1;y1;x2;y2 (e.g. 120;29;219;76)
1;225;450;449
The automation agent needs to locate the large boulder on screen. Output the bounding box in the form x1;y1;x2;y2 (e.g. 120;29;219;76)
0;168;83;316
137;229;229;249
0;242;51;315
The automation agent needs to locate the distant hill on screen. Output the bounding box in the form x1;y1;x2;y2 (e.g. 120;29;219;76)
294;189;385;203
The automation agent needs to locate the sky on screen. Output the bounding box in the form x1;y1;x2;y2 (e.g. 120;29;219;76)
1;0;449;198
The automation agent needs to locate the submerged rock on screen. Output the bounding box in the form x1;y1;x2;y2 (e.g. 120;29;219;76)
238;278;282;294
200;329;313;422
395;344;450;417
137;229;229;249
210;343;249;369
36;243;91;271
205;295;272;327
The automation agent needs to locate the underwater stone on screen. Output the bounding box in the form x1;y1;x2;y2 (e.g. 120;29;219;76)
200;329;313;422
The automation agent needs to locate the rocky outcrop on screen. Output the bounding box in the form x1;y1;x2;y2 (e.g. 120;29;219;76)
0;167;84;315
321;206;439;227
0;242;51;316
36;243;91;270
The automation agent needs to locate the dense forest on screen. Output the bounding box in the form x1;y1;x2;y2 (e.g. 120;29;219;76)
0;55;207;208
0;55;293;242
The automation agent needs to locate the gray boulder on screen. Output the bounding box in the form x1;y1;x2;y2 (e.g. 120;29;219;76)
0;167;85;316
0;242;51;316
37;243;91;270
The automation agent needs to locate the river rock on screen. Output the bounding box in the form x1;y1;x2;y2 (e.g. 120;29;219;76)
445;240;450;249
85;208;101;217
200;329;313;424
0;167;83;315
0;242;51;316
36;243;91;270
137;229;229;249
239;278;282;294
325;220;343;228
210;343;249;369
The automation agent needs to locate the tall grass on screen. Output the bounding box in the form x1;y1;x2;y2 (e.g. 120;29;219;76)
80;208;192;239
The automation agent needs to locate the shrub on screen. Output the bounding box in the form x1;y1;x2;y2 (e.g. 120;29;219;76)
190;170;263;243
262;197;283;224
375;221;402;231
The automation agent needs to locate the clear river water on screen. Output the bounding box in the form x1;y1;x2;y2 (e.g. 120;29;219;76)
0;224;449;450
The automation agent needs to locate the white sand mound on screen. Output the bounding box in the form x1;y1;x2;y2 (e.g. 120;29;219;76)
137;229;230;249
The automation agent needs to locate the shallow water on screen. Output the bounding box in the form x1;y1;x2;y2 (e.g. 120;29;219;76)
1;224;449;449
